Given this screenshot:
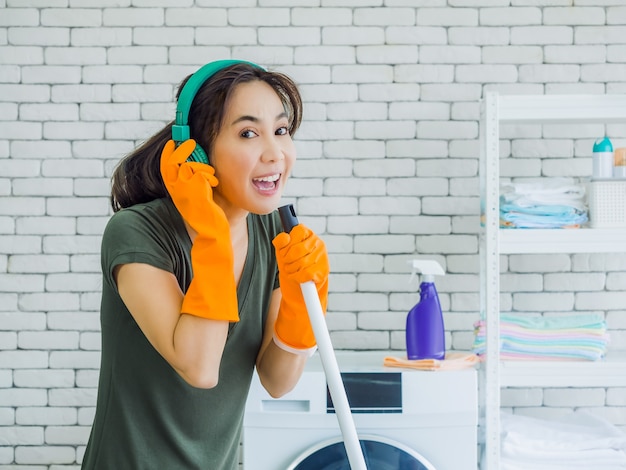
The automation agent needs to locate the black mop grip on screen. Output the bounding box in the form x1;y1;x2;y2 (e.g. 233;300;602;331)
278;204;299;233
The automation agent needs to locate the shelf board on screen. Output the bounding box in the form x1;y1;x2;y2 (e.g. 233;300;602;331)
499;228;626;254
497;94;626;123
499;351;626;387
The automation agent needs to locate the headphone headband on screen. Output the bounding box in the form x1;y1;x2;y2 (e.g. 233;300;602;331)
172;59;264;143
171;59;264;164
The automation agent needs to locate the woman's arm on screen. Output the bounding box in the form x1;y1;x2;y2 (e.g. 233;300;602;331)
256;223;330;398
255;288;308;398
115;262;229;389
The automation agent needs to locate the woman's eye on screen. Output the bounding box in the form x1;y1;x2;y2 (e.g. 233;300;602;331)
276;126;289;136
241;129;257;139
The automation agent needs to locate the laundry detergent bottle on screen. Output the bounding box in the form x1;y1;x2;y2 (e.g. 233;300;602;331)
406;260;446;360
592;136;614;180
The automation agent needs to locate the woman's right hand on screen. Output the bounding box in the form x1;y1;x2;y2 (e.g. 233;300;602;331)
160;139;239;323
160;139;224;235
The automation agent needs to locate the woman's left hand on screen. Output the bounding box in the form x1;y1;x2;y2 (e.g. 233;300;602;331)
272;224;329;354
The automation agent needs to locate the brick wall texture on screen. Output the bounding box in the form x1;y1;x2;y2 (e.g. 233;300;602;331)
1;0;626;467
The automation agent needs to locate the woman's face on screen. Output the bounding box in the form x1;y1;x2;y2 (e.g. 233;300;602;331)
210;80;296;217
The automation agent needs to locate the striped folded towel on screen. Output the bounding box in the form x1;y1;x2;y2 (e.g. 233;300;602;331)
472;313;610;361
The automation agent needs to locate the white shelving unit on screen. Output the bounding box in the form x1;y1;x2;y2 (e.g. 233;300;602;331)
479;92;626;470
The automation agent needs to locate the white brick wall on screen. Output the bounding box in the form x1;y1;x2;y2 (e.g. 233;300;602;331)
1;1;626;468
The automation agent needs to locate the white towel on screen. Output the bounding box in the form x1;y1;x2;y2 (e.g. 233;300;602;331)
503;442;626;466
501;177;585;198
501;411;626;452
501;178;587;211
499;411;626;469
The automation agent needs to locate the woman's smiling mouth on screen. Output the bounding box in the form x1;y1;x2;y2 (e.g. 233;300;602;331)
252;173;281;192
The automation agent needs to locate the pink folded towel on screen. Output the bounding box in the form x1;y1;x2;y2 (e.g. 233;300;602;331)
383;351;479;371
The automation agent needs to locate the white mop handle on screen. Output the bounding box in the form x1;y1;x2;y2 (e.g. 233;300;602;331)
300;280;367;470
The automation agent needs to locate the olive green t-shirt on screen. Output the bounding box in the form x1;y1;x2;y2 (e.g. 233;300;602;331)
82;198;281;470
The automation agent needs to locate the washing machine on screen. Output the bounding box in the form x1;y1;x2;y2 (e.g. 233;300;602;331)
243;351;478;469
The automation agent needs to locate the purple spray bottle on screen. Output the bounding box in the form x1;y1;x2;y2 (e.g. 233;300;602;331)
406;260;446;360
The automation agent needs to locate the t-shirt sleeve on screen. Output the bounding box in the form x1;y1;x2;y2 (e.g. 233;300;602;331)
101;208;176;291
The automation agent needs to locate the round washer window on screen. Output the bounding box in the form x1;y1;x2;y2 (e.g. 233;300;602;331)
288;435;437;470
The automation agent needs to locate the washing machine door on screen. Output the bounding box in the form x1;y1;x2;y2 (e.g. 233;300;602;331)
286;434;437;470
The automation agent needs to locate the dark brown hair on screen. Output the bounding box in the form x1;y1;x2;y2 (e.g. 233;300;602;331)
110;63;303;212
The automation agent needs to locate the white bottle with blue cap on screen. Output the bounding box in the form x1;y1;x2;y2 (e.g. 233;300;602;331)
592;137;614;180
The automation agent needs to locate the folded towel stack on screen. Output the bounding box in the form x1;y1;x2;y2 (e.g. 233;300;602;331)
495;411;626;470
500;178;588;228
472;313;610;361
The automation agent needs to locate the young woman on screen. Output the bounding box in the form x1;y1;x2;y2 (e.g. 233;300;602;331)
81;60;329;469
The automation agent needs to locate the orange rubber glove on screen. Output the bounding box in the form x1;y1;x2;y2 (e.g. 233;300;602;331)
160;139;238;322
272;224;329;355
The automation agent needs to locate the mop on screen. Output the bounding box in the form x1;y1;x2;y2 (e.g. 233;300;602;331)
279;205;368;470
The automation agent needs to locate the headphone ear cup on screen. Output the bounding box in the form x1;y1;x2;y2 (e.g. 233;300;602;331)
187;144;210;165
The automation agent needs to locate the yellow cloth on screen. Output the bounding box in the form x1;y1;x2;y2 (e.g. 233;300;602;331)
383;351;479;371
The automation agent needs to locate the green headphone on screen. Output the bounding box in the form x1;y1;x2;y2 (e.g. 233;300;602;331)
172;59;264;165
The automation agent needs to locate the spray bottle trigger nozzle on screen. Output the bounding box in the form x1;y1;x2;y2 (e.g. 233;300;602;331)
407;259;445;284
